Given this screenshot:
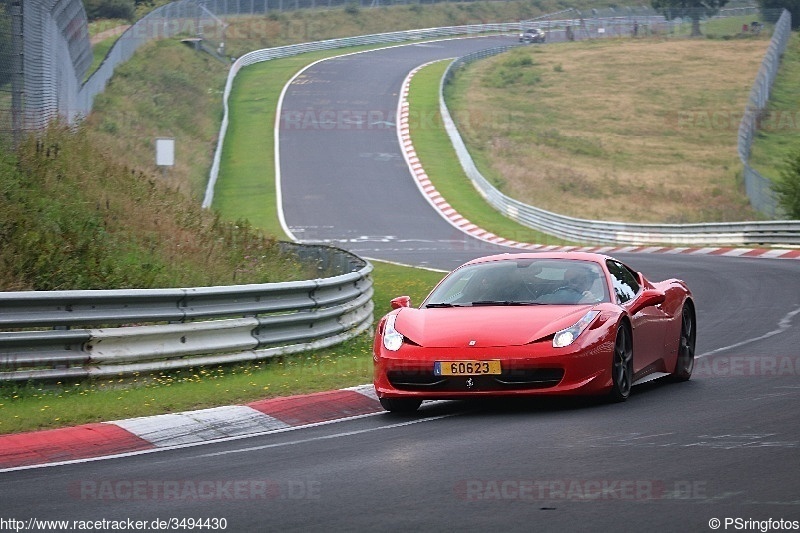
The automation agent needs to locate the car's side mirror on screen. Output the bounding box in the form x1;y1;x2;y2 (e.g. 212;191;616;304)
630;289;665;315
390;296;412;309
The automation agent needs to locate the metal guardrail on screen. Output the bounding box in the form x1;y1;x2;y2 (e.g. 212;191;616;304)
439;44;800;246
0;244;373;382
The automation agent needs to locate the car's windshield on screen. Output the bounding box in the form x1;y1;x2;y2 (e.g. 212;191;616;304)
423;259;609;307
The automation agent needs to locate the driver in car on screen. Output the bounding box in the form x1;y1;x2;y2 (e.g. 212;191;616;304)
539;267;598;304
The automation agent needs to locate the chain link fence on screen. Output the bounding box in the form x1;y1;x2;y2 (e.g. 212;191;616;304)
0;0;92;144
738;9;792;218
518;6;769;41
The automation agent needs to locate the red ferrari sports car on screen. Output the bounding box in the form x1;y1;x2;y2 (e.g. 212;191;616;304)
373;252;695;412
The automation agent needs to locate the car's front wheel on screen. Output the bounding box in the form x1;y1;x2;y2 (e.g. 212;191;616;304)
379;397;422;413
670;302;696;382
608;322;633;402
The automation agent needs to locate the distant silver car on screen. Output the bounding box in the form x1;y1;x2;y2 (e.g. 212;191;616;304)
519;28;545;43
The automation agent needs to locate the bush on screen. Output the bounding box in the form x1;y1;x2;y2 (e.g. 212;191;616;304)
774;150;800;218
758;0;800;28
481;51;540;88
344;2;360;16
84;0;135;20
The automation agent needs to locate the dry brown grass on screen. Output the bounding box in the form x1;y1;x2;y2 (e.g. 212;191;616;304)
451;37;771;223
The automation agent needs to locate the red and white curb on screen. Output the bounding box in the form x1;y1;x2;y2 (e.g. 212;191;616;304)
397;64;800;262
0;385;381;470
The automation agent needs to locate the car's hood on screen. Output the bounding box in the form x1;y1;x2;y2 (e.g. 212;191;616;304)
394;305;593;348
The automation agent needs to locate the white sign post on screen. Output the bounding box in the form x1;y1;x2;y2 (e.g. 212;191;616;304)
155;138;175;173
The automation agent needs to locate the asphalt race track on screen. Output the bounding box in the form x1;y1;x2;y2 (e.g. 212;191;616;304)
4;37;800;532
278;35;520;269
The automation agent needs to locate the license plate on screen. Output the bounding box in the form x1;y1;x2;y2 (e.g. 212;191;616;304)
434;360;502;376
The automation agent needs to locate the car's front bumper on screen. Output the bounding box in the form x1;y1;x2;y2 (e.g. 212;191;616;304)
373;335;614;400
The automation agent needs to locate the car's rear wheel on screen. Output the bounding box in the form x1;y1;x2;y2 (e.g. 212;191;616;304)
379;397;422;413
608;323;633;402
670;302;696;382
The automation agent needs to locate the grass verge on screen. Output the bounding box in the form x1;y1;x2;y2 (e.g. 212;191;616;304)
85;35;116;82
86;39;230;199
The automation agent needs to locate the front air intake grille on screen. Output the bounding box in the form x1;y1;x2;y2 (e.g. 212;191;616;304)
387;368;564;392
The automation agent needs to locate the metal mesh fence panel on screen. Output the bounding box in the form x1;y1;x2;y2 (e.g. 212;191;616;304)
0;0;20;144
0;0;90;143
23;0;90;131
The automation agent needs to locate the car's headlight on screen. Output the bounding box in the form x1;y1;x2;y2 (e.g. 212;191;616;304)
383;313;404;351
553;311;600;348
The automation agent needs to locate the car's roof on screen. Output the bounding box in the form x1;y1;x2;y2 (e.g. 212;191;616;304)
462;251;615;267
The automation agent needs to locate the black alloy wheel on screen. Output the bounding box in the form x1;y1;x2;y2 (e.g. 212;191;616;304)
670;302;696;382
609;323;633;402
